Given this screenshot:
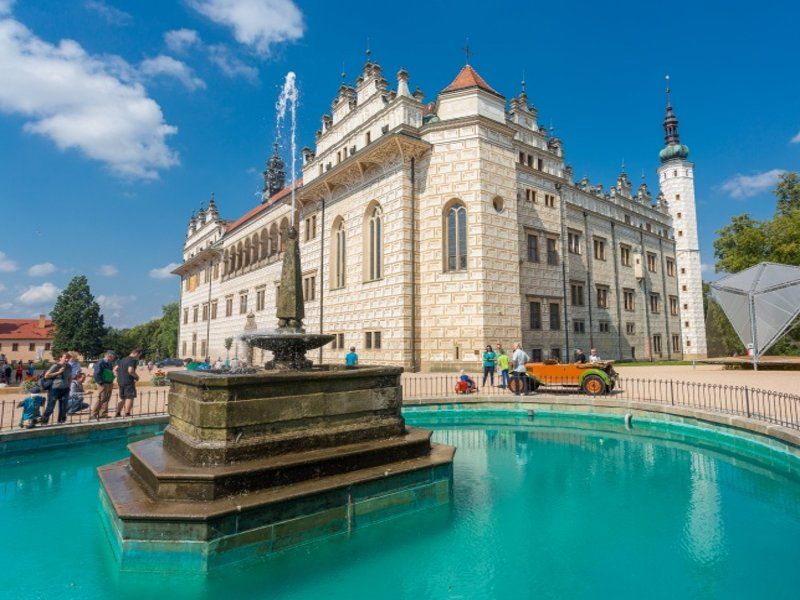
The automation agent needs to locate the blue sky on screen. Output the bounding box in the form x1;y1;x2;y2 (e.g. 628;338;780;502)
0;0;797;327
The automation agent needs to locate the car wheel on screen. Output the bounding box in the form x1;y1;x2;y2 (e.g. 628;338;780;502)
582;374;606;396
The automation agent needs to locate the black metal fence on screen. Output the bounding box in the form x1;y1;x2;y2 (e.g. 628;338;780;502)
400;373;800;431
2;375;800;434
0;388;169;432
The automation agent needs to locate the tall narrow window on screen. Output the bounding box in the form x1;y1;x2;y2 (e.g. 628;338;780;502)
332;218;346;289
366;204;383;281
529;301;541;330
445;201;467;271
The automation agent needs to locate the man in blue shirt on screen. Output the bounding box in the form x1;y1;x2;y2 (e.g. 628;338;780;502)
345;347;358;368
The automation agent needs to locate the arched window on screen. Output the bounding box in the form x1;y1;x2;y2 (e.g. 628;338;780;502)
260;230;269;260
331;217;346;289
251;233;259;264
364;204;383;281
269;223;279;256
222;249;229;275
242;239;251;268
445;201;467;271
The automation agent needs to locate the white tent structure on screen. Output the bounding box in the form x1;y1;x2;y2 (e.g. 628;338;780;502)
710;262;800;369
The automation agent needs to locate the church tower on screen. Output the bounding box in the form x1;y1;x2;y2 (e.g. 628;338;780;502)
263;142;286;201
657;82;707;358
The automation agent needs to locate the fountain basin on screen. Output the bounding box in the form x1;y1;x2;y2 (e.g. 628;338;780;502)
240;330;335;370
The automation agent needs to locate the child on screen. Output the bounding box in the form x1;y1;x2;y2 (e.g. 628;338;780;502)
67;373;89;415
497;350;510;389
18;385;45;429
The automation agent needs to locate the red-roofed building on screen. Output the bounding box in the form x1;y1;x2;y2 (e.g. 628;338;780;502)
172;60;696;368
0;315;54;363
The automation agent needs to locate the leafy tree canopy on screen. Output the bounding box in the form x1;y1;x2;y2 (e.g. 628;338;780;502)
101;303;178;360
51;276;105;359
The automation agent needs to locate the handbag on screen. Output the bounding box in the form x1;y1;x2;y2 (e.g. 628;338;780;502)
39;375;53;391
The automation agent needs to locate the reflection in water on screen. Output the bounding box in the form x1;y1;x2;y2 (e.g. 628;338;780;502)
685;452;725;565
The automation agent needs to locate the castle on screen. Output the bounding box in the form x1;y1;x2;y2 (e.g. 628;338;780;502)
175;59;707;371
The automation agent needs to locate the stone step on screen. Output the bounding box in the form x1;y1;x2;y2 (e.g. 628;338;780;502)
130;427;434;501
99;442;456;531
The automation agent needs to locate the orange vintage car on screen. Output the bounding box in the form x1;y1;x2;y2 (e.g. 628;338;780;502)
510;361;618;395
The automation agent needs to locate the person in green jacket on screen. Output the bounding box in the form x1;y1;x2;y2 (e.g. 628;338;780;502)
497;350;510;389
482;345;497;387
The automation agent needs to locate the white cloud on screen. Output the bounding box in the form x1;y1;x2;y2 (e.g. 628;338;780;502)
83;0;131;25
188;0;304;55
0;301;12;310
0;250;17;272
18;282;59;305
791;131;800;144
208;44;258;81
0;1;14;16
149;262;180;279
721;169;785;200
140;55;206;91
0;16;179;179
165;28;200;53
27;262;56;276
98;264;118;276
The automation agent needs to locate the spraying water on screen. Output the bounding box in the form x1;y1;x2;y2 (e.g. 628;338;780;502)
276;72;299;225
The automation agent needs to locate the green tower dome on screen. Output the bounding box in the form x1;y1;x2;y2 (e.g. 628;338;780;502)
659;143;690;162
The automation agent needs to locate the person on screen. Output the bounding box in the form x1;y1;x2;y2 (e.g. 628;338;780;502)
15;362;23;383
511;343;530;396
68;354;82;378
67;373;89;415
114;348;141;418
455;370;476;393
589;348;601;363
41;352;73;424
497;349;510;389
91;350;116;420
482;345;497;387
214;357;224;370
345;347;358;367
147;360;154;373
574;348;587;364
18;384;45;428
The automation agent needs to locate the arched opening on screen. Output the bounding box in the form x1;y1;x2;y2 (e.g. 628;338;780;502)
330;216;346;289
250;233;259;264
444;199;467;272
269;223;279;256
279;217;289;253
363;202;383;282
242;238;251;268
260;229;269;260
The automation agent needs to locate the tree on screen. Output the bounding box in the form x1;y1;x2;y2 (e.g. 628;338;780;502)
224;337;233;359
711;171;800;355
153;303;179;358
101;303;179;360
51;276;106;359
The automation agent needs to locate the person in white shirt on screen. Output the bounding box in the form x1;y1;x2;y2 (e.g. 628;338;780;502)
511;342;530;396
589;348;601;363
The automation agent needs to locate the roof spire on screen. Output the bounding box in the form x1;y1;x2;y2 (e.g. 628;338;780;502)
620;158;626;173
521;70;526;94
659;74;689;162
341;61;346;83
463;38;471;65
365;38;371;63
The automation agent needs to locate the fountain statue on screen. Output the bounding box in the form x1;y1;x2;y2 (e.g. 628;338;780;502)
97;72;455;573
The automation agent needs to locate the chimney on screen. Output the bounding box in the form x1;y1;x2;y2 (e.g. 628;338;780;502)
38;314;46;328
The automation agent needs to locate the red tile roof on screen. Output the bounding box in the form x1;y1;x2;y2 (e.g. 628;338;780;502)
0;318;54;340
442;65;501;96
225;179;303;235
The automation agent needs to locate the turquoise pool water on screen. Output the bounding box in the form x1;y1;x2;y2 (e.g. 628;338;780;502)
2;412;800;599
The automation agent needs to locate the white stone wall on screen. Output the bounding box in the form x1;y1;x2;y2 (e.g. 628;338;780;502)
659;159;707;357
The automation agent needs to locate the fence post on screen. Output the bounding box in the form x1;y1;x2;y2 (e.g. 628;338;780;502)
744;386;751;418
669;380;675;406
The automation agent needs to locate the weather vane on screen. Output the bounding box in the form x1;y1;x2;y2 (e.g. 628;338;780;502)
463;38;471;65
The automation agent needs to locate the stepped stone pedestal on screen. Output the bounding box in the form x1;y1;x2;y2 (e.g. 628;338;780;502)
98;366;455;572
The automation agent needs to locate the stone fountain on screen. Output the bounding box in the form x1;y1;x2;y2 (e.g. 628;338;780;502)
97;75;454;571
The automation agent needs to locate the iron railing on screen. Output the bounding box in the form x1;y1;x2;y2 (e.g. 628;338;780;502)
2;375;799;433
0;388;169;432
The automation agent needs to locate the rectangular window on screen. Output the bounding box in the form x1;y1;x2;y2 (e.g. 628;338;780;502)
623;288;635;311
365;332;372;349
225;297;233;317
331;333;340;350
519;151;525;163
531;348;543;363
29;343;35;351
183;308;189;324
525;189;537;203
211;300;218;320
527;154;533;167
303;275;316;301
193;306;199;323
596;285;609;308
202;303;209;321
652;334;662;354
620;244;631;267
364;331;382;350
200;340;207;358
593;238;606;261
256;289;266;311
666;258;676;277
239;294;248;314
537;158;544;170
213;262;219;279
599;321;610;333
549;303;560;330
529;301;542;330
650;293;660;313
624;214;631;225
669;295;679;316
573;320;585;333
646;252;657;273
12;343;18;352
182;341;187;356
546;237;559;265
527;234;539;262
551;347;562;362
544;194;555;208
672;334;681;353
568;231;582;254
626;322;636;335
45;343;51;351
570;282;584;307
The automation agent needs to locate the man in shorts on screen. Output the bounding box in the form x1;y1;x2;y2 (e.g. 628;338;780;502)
91;350;116;419
114;348;141;418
